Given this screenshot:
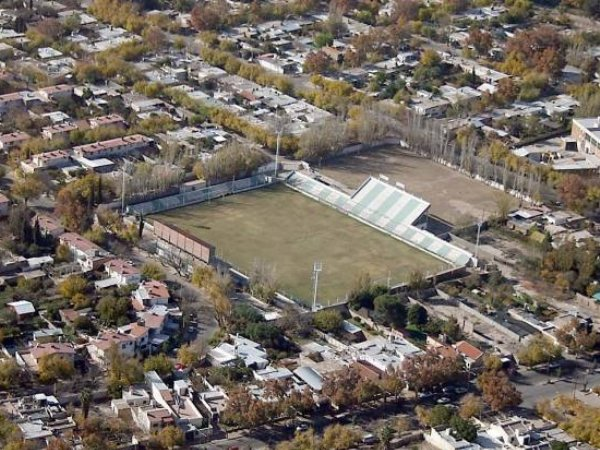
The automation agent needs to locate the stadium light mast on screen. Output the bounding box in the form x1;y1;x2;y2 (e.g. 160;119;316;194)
273;109;289;179
474;212;485;265
312;261;322;312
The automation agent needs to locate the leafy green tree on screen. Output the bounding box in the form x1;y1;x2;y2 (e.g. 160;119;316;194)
517;334;562;367
58;275;88;300
156;425;184;449
96;296;131;326
38;354;75;384
313;309;343;333
407;304;428;327
450;415;478;442
0;360;20;389
141;261;166;281
143;353;173;376
429;405;454;427
374;294;407;329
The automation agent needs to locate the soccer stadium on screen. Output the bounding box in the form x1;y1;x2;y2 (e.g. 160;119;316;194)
152;171;472;306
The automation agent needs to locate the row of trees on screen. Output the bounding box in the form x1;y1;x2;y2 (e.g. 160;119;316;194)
193;142;269;184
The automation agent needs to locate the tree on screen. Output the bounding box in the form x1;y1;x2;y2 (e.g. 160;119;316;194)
58;274;88;300
0;360;20;390
407;304;428;327
190;1;229;31
106;344;144;398
459;393;484;419
380;368;405;404
141;261;166;281
38;354;75;384
516;334;562;368
177;342;205;367
156;425;184;450
373;294;407;329
142;26;165;51
96;295;131;326
193;142;268;183
558;174;587;212
477;371;522;412
379;425;395;450
313;309;343;333
143;353;173;376
322;368;362;409
80;389;92;419
249;260;278;304
467;27;493;56
46;438;70;450
450;415;478;442
442;316;462;342
402;350;461;393
303;50;333;74
505;25;565;75
408;270;427;297
320;424;361;450
11;173;44;205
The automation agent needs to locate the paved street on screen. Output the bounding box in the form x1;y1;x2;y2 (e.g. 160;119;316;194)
515;359;600;408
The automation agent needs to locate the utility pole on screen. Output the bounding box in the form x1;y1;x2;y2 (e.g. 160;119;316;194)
121;164;126;215
312;262;322;312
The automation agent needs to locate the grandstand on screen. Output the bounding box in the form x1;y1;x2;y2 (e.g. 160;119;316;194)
285;171;472;267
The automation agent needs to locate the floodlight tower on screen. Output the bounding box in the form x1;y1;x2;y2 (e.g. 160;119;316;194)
312;262;323;312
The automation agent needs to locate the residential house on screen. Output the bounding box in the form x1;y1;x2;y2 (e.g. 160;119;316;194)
87;330;135;363
24;342;75;371
72;134;153;160
37;84;73;102
9;394;76;445
7;300;35;322
207;334;269;369
58;232;110;272
89;113;126;129
453;341;484;371
21;149;71;172
117;322;149;353
32;214;64;238
132;280;169;311
104;258;142;286
0;131;30;151
41;122;79;140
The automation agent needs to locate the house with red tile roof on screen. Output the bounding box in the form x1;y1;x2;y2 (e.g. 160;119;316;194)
453;341;484;370
132;280;169;311
87;330;135;363
59;232;110;272
105;258;142;286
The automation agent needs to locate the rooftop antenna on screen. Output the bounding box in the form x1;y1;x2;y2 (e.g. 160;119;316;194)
312;261;322;312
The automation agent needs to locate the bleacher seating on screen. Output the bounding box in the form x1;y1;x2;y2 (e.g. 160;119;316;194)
286;171;472;267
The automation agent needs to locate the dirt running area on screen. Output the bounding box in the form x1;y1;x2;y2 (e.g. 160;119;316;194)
320;147;513;226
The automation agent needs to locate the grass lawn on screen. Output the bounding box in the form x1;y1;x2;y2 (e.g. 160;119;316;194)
155;185;448;305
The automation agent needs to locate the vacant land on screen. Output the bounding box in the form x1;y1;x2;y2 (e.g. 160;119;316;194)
156;185;446;304
321;147;513;226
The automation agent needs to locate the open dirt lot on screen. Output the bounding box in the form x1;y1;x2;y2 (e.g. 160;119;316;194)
155;185;447;305
320;147;512;226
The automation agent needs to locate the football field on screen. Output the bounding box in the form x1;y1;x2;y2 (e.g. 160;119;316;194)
155;185;448;304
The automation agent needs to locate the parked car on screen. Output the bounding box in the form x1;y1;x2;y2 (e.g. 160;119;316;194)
437;397;451;404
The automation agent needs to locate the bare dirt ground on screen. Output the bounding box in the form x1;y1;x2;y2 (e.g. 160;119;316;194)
320;147;514;226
